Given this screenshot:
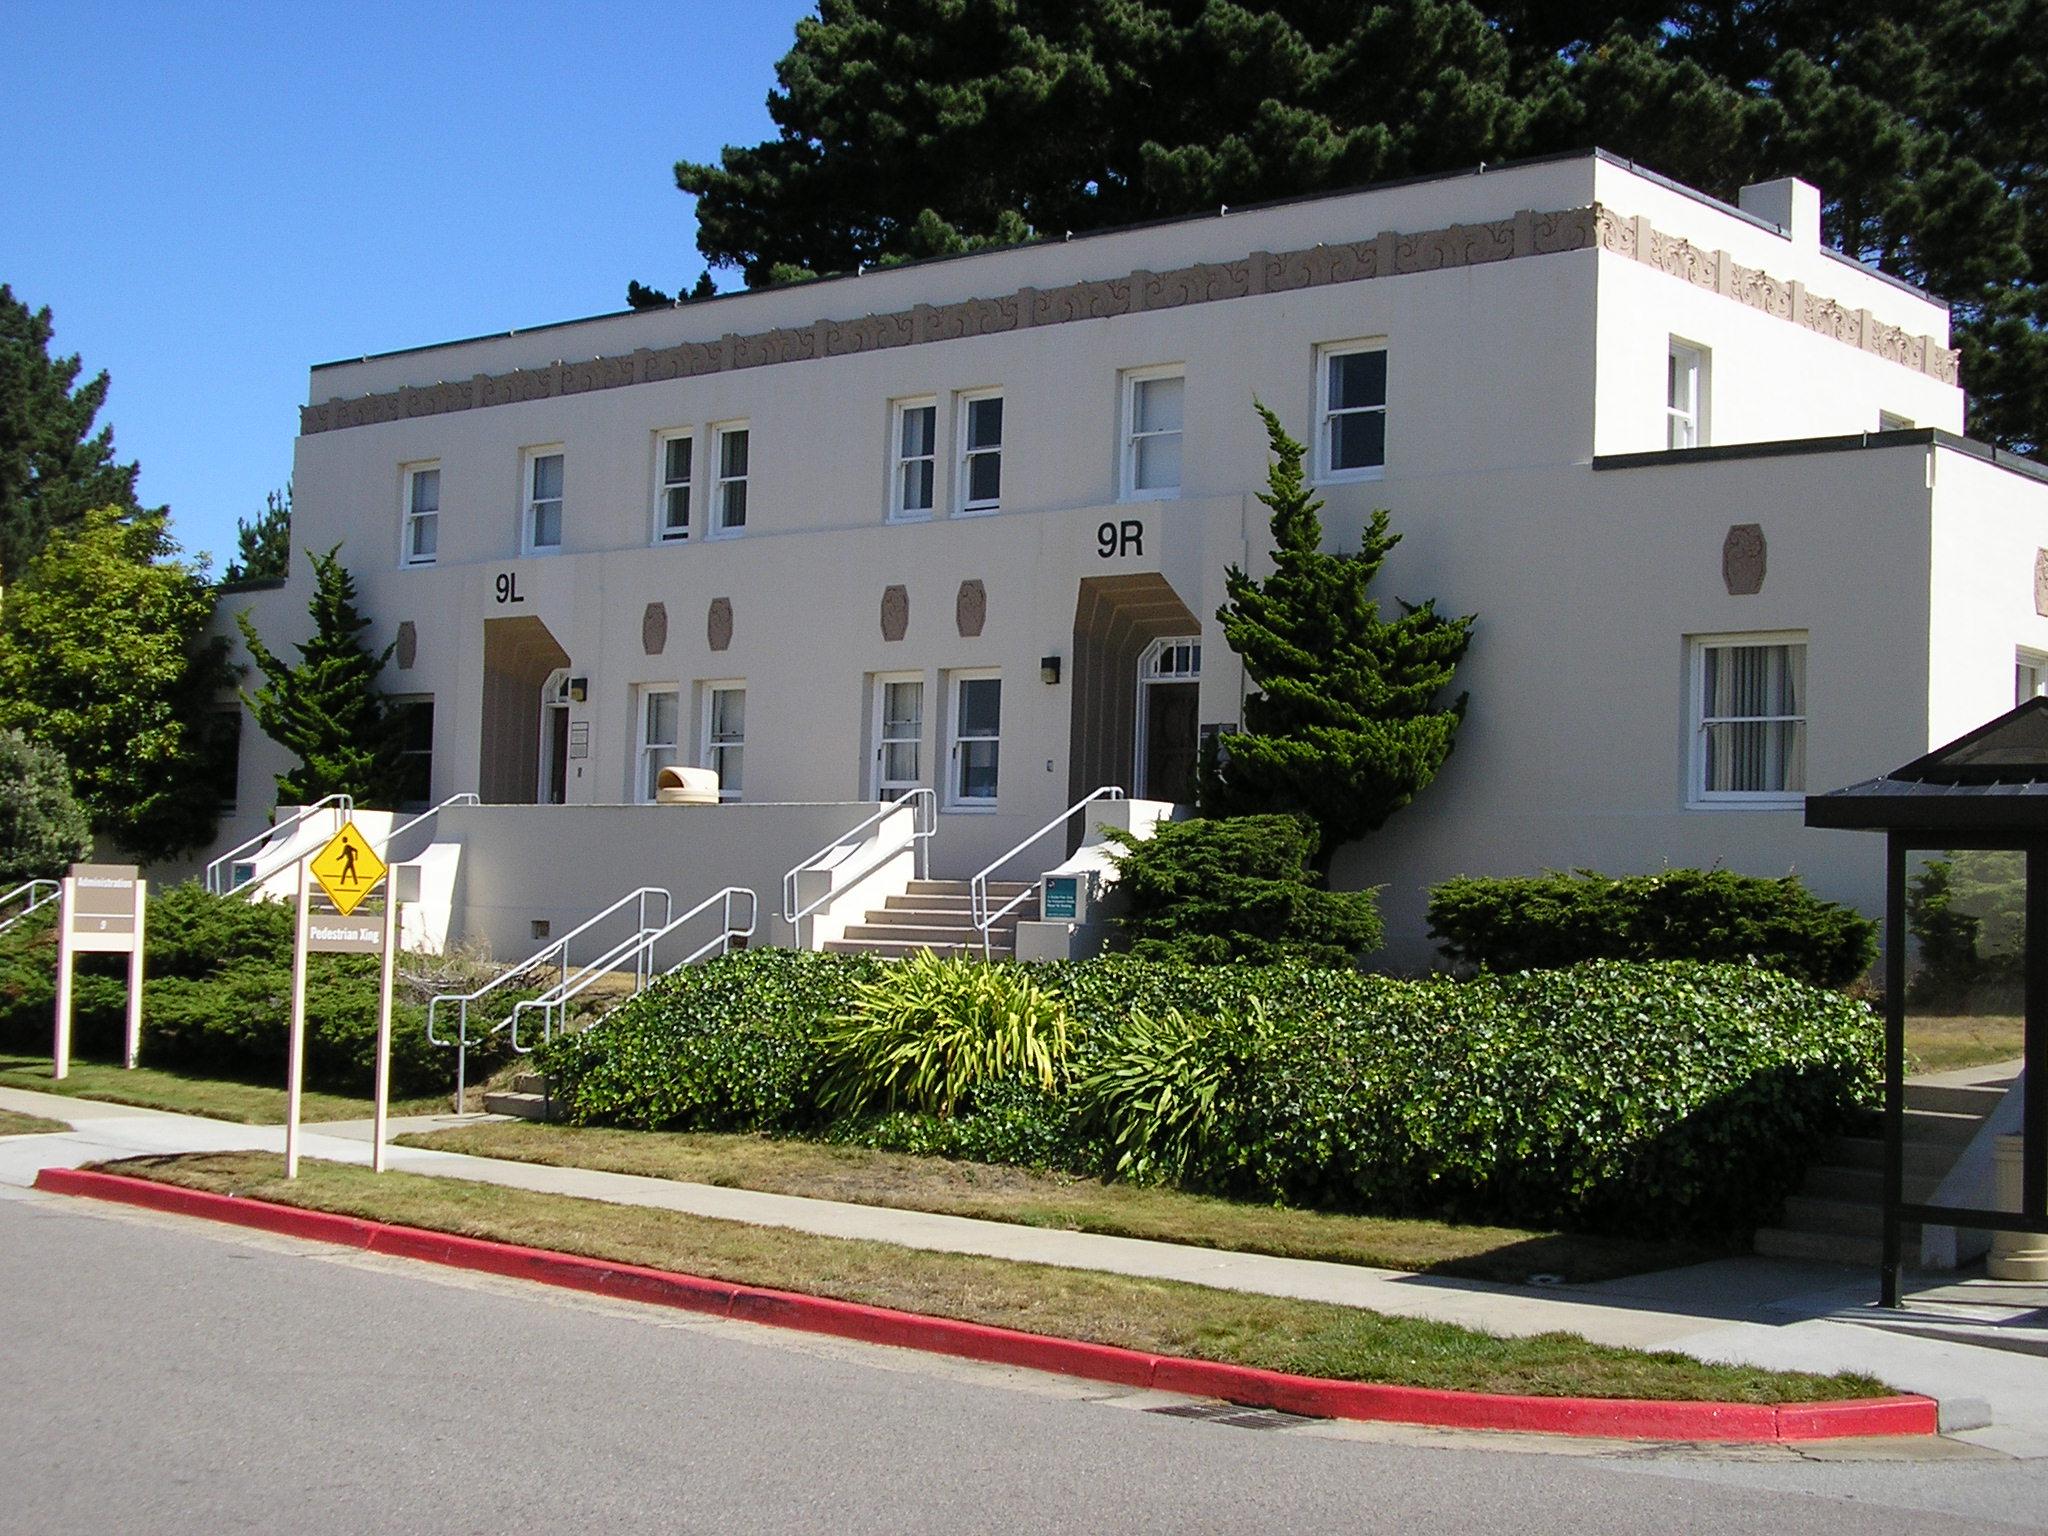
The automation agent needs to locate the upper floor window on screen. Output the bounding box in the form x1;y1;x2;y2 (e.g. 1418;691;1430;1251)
959;391;1003;513
892;400;937;520
703;683;746;801
1122;367;1184;500
1317;343;1386;480
656;431;693;543
1668;341;1709;449
714;425;749;534
1690;633;1805;805
402;463;440;566
524;448;564;552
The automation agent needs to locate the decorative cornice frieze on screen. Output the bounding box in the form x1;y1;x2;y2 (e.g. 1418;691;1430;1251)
301;201;1955;435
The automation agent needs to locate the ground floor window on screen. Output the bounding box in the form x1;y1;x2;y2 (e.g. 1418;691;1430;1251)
703;683;745;801
949;672;1000;806
873;673;923;799
1690;634;1806;804
636;686;679;804
389;696;434;809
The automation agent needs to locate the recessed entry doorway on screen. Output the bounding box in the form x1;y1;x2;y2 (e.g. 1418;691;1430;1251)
539;668;572;805
1069;572;1203;808
480;615;571;804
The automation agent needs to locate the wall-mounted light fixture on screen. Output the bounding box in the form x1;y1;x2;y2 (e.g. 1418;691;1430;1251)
1040;655;1062;685
568;676;589;703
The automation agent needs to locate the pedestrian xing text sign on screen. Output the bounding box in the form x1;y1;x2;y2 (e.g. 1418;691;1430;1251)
308;822;386;915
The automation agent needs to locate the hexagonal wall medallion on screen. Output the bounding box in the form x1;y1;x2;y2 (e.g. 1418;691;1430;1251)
707;597;734;652
1722;524;1766;596
642;602;668;656
881;584;909;642
955;579;987;638
394;621;418;671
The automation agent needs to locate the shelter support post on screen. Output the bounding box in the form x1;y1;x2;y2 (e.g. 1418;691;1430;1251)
2029;847;2048;1224
1882;833;1906;1309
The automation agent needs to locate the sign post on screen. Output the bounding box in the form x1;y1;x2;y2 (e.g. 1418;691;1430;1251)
53;863;145;1080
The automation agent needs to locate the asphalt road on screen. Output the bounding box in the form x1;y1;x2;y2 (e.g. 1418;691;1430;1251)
4;1189;2047;1535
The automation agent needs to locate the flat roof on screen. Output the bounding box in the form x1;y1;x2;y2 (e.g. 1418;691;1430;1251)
1593;428;2048;490
312;146;1942;374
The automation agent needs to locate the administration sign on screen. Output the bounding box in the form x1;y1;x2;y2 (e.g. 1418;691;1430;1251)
308;822;386;916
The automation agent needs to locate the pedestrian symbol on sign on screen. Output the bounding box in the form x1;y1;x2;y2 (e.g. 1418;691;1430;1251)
308;822;386;916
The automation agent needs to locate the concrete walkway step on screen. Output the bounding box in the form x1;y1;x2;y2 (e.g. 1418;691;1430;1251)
481;1090;552;1122
824;938;1016;960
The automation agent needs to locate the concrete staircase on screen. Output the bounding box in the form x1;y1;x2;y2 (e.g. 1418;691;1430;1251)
822;879;1035;960
1753;1067;2016;1266
482;1071;553;1121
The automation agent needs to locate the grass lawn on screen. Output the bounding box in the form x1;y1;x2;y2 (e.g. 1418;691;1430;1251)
96;1151;1885;1404
397;1121;1719;1286
0;1107;67;1136
0;1055;448;1126
1907;1015;2023;1076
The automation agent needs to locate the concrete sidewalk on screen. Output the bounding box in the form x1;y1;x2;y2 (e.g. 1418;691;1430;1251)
5;1082;2047;1455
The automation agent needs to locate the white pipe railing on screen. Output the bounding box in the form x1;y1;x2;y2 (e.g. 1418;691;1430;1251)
0;879;60;935
780;789;936;949
426;886;671;1111
969;786;1125;958
205;794;352;895
511;886;758;1051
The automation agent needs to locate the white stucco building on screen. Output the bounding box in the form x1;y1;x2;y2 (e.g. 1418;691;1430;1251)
200;148;2048;964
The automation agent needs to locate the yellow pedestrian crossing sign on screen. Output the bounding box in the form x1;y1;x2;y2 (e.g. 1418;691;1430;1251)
308;822;386;916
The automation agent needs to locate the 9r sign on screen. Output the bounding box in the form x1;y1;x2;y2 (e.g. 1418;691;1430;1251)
1096;519;1145;559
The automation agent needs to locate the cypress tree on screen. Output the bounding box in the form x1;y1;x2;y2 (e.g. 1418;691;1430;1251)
237;546;403;806
1202;404;1475;865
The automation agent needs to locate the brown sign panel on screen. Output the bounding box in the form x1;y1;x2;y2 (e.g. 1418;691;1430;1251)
307;915;385;954
72;864;139;916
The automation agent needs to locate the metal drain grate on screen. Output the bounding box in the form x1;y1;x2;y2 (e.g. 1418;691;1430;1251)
1148;1402;1322;1432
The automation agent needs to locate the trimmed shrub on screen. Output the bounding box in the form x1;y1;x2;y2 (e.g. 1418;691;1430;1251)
1106;815;1383;966
0;729;91;882
821;952;1070;1116
1425;869;1877;988
535;948;1878;1237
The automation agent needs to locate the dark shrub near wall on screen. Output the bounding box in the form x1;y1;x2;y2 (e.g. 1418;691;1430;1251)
1425;869;1878;988
539;950;1880;1238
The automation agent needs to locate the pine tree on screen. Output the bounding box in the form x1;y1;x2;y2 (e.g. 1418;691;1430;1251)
223;482;292;584
236;546;404;806
0;284;145;581
1202;404;1475;865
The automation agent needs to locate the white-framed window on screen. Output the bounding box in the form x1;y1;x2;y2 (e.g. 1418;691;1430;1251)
701;682;746;801
871;673;924;799
401;463;440;566
635;685;680;805
947;671;1001;807
713;424;749;534
1121;366;1184;500
1316;342;1387;481
958;391;1004;513
1689;633;1806;805
2018;649;2048;705
524;447;565;552
655;430;694;543
891;399;938;520
1668;340;1709;449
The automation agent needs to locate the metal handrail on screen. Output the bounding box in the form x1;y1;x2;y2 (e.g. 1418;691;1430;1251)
426;886;671;1111
780;788;936;948
0;879;60;935
512;886;758;1050
969;786;1125;958
373;792;479;857
205;794;353;896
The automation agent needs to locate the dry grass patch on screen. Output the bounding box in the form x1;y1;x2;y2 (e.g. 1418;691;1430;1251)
0;1055;447;1125
95;1150;1883;1404
1906;1016;2023;1076
0;1107;66;1136
396;1122;1716;1285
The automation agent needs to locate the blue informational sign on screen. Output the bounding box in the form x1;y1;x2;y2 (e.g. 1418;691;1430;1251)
1042;877;1078;921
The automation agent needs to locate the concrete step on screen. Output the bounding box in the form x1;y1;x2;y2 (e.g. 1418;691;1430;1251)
510;1072;546;1096
904;879;1034;897
856;907;1021;930
1840;1108;1987;1148
882;894;1013;913
1778;1194;1893;1238
824;938;1016;960
481;1090;552;1121
1752;1225;1916;1267
842;922;994;944
1798;1163;1943;1204
1820;1137;1962;1179
1905;1081;2013;1118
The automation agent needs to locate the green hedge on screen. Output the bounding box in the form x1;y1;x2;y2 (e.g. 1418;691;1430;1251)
0;883;504;1097
1425;869;1878;988
538;950;1878;1237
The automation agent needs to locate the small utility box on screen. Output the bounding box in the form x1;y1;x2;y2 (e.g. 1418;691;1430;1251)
1039;871;1099;924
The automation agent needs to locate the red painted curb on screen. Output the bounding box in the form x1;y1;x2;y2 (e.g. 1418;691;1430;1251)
34;1166;1940;1443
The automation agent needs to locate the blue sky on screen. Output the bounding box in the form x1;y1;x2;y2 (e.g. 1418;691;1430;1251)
6;0;817;569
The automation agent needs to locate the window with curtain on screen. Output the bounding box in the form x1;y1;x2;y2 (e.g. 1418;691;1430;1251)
1694;638;1806;800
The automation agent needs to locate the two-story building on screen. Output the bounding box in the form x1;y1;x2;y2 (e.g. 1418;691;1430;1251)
203;148;2048;964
